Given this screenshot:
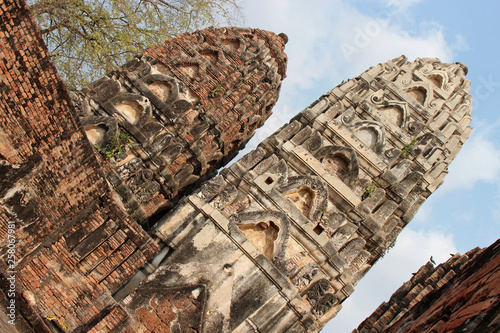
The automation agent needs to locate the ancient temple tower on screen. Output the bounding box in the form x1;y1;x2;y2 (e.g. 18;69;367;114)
1;1;290;331
122;56;472;332
73;27;288;225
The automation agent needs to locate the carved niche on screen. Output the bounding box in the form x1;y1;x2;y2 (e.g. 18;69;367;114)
231;211;290;263
314;146;359;186
278;176;328;222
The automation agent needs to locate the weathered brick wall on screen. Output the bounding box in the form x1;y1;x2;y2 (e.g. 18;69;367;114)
354;239;500;333
0;1;159;331
0;0;107;260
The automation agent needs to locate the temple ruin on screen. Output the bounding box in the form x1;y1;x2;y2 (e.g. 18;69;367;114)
1;0;495;332
134;55;472;331
354;239;500;332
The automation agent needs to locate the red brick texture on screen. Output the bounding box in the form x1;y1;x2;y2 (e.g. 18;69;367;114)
355;239;500;333
76;26;288;223
0;1;159;331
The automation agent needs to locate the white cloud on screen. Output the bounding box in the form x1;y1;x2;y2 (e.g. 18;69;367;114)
331;9;454;75
440;126;500;192
324;228;457;333
382;0;422;13
492;191;500;223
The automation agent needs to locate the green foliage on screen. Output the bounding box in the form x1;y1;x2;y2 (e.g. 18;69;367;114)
401;138;418;158
97;132;134;159
240;77;248;82
362;182;378;201
208;84;225;98
27;0;243;91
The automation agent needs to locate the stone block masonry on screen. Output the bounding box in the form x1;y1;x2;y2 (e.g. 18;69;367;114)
145;55;472;332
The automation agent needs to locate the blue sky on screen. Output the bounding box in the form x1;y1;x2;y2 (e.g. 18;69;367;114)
240;1;500;331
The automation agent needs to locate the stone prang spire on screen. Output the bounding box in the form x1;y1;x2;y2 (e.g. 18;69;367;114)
132;56;472;332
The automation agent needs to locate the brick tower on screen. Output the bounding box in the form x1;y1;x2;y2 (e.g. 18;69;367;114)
73;27;288;225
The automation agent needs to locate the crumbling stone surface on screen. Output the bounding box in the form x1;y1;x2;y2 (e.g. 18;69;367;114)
354;239;500;333
74;26;288;225
147;55;473;332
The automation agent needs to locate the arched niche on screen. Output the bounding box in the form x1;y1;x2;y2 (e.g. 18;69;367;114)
115;100;144;124
351;121;386;154
80;115;119;149
379;104;406;127
239;220;280;260
111;94;152;125
148;81;171;101
283;187;315;219
322;153;349;181
278;176;328;223
406;86;429;106
356;127;378;148
143;73;195;114
232;211;290;263
315;146;359;186
84;124;108;146
428;74;444;89
143;74;178;103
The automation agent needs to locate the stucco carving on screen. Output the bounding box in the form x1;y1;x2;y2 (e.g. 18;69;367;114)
278;176;328;222
232;211;290;263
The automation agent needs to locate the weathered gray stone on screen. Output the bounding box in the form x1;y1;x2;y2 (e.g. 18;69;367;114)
139;56;472;332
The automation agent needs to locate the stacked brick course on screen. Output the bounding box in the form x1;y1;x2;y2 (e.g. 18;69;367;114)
0;1;158;331
354;239;500;332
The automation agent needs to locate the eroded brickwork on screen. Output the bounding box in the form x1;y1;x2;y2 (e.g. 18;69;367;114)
0;1;158;331
145;56;472;332
0;0;107;261
354;239;500;333
73;26;288;225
